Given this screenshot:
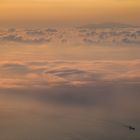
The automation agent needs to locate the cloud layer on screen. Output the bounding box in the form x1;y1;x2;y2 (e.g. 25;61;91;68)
0;60;140;88
0;25;140;46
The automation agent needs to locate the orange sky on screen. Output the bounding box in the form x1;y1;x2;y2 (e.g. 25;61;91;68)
0;0;140;27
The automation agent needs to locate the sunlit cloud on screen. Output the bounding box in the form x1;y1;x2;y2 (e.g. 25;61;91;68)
0;60;139;88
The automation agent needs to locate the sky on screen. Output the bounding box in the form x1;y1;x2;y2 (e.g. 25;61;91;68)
0;0;140;27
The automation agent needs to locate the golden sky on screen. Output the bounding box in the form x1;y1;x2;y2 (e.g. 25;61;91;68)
0;0;140;27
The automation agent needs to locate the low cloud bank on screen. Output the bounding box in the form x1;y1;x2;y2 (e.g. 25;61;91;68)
0;26;140;46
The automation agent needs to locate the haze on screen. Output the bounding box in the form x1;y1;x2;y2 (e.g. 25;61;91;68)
0;0;140;27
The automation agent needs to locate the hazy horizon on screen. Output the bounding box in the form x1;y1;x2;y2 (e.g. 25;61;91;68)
0;0;140;27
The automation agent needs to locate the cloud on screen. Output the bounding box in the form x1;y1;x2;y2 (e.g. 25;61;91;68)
122;38;140;45
79;23;139;29
0;25;140;45
45;68;86;77
45;28;58;33
83;38;95;45
0;59;140;122
0;63;30;75
136;30;140;35
26;30;45;36
0;60;140;88
0;33;51;44
0;34;23;42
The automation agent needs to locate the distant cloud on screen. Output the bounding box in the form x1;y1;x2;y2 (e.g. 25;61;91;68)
0;34;23;42
45;28;58;33
26;30;45;36
122;38;140;44
79;23;139;29
83;38;95;45
0;25;140;45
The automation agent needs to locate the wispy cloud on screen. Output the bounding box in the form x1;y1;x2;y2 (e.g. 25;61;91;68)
0;60;139;88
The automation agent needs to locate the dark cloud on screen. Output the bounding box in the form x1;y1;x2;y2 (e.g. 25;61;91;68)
136;30;140;35
29;37;51;44
98;32;109;39
1;63;30;74
45;68;87;77
0;34;23;42
45;28;57;33
122;38;140;45
83;38;95;45
0;33;51;44
26;30;45;36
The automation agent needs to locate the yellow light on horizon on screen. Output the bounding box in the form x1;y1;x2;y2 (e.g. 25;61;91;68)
0;0;140;26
